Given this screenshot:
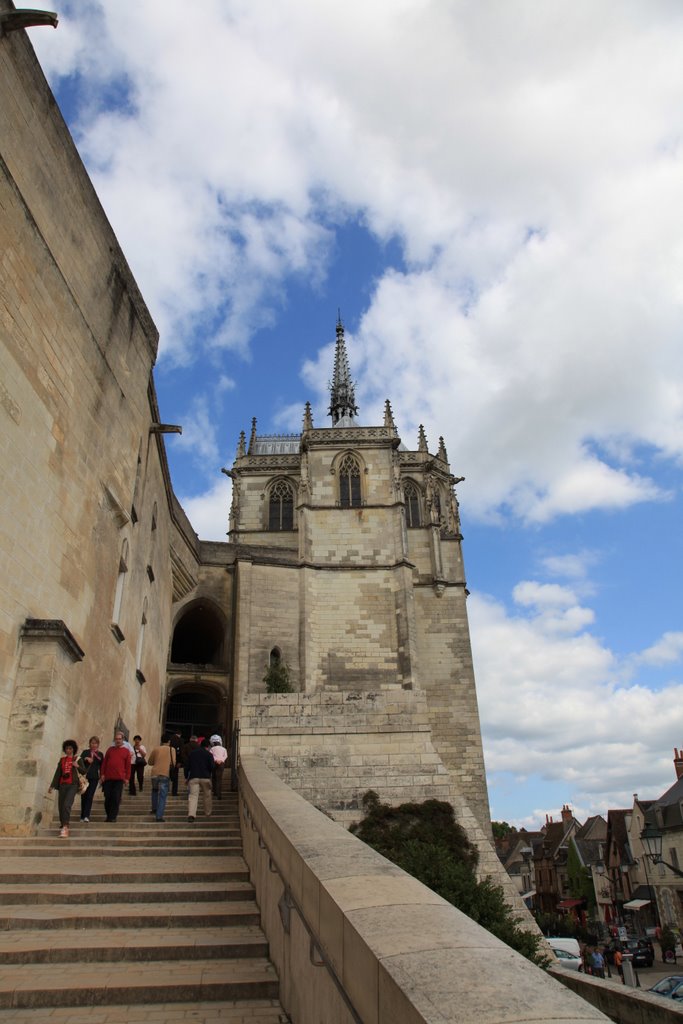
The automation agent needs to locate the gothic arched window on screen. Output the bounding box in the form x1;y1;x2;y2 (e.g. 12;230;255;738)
339;453;362;508
268;479;294;530
111;538;129;641
404;482;421;528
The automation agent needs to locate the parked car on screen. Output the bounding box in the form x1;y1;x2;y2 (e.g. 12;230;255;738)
551;948;583;972
547;937;581;957
648;975;683;999
604;938;654;968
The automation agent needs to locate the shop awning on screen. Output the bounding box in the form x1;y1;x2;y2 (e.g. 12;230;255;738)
623;898;650;910
521;889;536;900
557;898;584;909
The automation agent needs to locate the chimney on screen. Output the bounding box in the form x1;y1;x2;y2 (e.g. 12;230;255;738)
561;804;573;824
674;748;683;780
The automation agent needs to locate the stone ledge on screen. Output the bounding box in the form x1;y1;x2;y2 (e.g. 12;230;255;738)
20;619;84;662
239;755;610;1024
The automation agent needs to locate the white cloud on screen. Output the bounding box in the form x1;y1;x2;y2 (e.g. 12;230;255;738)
637;631;683;667
471;590;683;818
33;0;683;519
540;551;597;581
174;400;220;467
178;477;231;542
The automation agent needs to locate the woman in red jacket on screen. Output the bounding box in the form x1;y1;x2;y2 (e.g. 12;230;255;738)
48;739;80;838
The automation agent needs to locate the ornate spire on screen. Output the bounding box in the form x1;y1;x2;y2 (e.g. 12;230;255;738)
438;436;448;462
302;401;313;432
248;417;257;455
418;424;428;452
328;314;358;426
236;430;246;458
383;399;396;434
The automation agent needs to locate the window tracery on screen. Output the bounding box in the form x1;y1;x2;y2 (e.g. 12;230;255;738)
404;482;422;527
268;479;294;530
338;452;362;508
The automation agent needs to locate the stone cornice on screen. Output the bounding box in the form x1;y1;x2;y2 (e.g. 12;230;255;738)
20;618;85;662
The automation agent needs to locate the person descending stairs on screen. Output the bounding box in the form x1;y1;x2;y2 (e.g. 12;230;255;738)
0;786;287;1022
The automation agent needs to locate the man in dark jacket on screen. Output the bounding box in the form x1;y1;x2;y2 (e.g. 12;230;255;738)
186;739;214;822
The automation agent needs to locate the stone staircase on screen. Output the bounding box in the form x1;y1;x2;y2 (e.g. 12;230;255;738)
0;787;286;1023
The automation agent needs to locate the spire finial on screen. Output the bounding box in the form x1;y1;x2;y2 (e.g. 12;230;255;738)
328;314;358;426
248;417;257;455
237;430;246;458
438;436;448;462
303;401;313;431
418;424;428;452
384;399;396;434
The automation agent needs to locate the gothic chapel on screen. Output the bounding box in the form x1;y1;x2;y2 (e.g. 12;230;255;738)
0;20;514;893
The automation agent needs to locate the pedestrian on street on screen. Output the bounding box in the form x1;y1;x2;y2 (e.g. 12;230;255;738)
100;731;132;823
209;734;228;800
77;735;103;822
147;734;175;822
48;739;80;838
187;739;214;822
614;947;624;982
169;731;183;796
591;948;606;979
129;735;147;795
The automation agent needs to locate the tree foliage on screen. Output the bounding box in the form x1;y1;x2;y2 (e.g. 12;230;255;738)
263;661;292;693
566;842;595;910
350;791;549;967
492;820;517;840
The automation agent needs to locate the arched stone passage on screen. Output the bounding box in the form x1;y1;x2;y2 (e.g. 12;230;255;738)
170;600;227;668
164;682;227;742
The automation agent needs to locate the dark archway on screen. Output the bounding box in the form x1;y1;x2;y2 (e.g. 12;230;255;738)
170;601;226;667
164;685;225;742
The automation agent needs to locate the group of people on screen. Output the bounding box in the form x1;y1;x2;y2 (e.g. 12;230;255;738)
48;730;229;836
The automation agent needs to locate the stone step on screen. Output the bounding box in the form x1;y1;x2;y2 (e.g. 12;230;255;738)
0;926;268;964
0;958;279;1009
10;835;243;850
23;826;240;837
0;880;254;905
0;999;286;1023
0;900;261;931
0;857;249;884
4;844;233;858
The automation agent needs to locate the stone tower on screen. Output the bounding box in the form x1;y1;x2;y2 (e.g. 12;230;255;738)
226;320;493;838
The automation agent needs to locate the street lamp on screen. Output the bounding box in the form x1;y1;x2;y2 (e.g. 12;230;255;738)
640;824;683;878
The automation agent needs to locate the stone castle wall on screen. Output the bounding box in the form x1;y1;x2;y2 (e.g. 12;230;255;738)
0;23;191;829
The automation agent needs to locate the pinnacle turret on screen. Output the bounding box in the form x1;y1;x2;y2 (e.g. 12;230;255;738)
236;430;246;458
328;315;358;426
302;401;313;431
418;424;428;452
383;399;396;434
248;417;257;454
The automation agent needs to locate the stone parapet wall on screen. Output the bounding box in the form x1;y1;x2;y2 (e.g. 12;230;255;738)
238;690;536;923
239;755;608;1024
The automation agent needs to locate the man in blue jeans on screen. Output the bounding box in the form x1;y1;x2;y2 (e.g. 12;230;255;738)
146;734;175;822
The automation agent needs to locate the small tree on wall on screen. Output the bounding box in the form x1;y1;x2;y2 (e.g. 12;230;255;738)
263;660;293;693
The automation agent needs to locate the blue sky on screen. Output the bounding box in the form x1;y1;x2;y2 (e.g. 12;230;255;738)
30;0;683;828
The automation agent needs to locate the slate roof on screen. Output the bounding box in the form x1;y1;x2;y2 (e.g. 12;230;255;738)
647;775;683;829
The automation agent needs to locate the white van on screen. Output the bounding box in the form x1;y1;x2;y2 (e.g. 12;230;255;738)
547;937;581;957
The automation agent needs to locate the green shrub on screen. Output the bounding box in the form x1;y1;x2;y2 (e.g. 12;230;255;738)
351;791;549;968
263;661;293;693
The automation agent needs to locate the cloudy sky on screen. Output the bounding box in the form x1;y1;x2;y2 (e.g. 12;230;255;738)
31;0;683;828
